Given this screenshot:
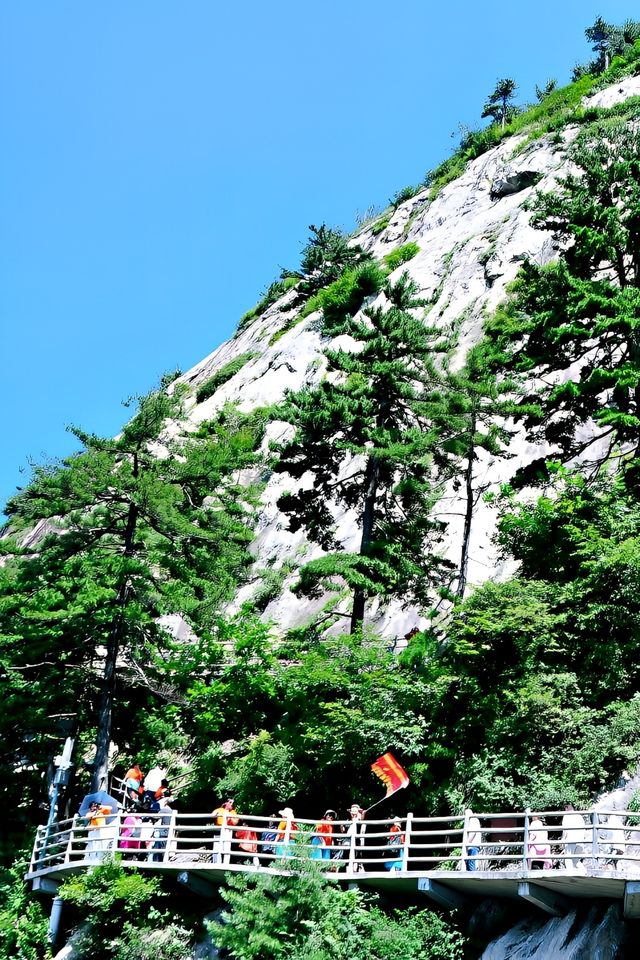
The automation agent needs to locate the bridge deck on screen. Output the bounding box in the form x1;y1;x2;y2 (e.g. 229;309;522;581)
28;807;640;918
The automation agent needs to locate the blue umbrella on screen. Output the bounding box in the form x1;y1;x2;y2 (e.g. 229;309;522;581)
78;791;121;822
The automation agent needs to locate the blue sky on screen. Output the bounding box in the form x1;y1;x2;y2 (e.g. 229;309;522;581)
1;1;636;508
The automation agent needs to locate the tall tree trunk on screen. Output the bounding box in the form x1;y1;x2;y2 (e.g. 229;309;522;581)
91;465;139;792
350;455;380;634
456;412;476;601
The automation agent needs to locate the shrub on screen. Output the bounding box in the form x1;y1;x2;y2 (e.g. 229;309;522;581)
0;858;50;960
214;858;466;960
237;277;300;332
58;859;191;960
303;261;386;336
383;242;420;272
195;353;257;403
390;185;421;209
370;214;391;236
298;224;371;297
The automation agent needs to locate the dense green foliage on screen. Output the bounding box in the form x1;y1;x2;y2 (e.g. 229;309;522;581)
487;116;640;486
0;859;50;960
59;860;191;959
0;390;263;852
424;474;640;809
215;858;465;960
195;352;257;402
370;214;391;236
179;622;434;814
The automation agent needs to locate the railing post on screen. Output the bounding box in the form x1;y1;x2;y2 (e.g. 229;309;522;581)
523;808;531;870
64;818;76;863
348;820;357;872
165;810;176;862
591;810;599;867
31;826;44;873
284;819;291;860
403;813;413;872
462;811;469;872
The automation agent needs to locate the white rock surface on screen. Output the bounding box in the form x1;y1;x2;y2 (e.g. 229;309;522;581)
173;78;637;638
479;904;628;960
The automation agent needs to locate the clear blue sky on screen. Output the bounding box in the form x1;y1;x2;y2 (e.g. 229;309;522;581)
1;1;635;508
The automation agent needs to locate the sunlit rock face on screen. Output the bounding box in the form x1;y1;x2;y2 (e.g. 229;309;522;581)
479;904;630;960
173;79;637;640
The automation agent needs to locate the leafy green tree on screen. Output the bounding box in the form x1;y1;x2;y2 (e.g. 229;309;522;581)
214;858;466;960
481;78;518;130
418;473;640;810
1;392;261;797
487;118;640;486
276;273;453;633
178;621;435;814
59;859;191;960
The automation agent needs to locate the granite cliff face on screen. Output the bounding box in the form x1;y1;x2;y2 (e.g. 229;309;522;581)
168;76;640;645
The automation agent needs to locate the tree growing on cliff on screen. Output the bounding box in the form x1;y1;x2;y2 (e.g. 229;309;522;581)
585;15;614;72
427;342;522;599
481;78;518;130
297;223;371;297
276;273;453;633
1;391;261;795
487;117;640;487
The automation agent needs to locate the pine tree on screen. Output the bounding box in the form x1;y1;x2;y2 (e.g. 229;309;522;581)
275;273;454;633
1;390;261;793
585;15;614;72
481;78;518;130
298;224;370;296
486;118;640;485
535;79;557;102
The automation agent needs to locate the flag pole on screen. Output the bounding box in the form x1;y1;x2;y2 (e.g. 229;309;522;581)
364;786;406;816
363;796;389;815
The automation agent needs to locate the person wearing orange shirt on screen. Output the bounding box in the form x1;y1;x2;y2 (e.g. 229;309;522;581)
86;801;115;862
312;809;336;861
124;762;144;806
211;798;239;864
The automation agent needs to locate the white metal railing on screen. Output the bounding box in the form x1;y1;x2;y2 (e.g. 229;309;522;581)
27;808;640;880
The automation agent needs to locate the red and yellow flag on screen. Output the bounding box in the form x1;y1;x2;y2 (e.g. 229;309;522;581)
371;752;410;798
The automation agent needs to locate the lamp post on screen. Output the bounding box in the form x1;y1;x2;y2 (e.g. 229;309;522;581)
42;737;74;946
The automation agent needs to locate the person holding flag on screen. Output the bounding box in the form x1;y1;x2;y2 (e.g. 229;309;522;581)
346;803;366;872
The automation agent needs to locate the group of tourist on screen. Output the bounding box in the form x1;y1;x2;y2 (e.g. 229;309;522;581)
464;804;629;872
79;762;632;874
209;799;406;872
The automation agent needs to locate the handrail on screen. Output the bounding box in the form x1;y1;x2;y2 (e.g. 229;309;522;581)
27;808;640;880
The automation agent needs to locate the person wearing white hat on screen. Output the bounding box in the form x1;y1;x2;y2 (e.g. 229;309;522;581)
346;803;366;872
276;807;298;858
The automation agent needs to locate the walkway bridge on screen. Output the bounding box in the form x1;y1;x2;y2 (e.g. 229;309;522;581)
27;808;640;920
